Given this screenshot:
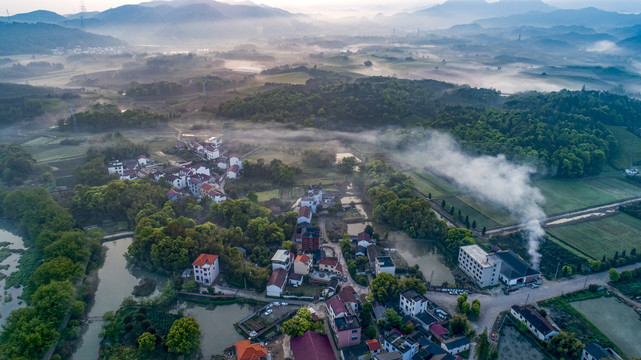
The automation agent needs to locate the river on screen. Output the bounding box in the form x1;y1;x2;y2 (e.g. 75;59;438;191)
73;237;167;360
0;223;26;327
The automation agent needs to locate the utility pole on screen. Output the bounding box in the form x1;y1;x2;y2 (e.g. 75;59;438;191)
554;261;561;280
524;293;530;306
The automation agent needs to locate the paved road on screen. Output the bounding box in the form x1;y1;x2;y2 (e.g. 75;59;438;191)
426;261;641;333
485;196;641;237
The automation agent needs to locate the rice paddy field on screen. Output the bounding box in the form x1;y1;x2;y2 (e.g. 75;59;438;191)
262;72;312;85
546;213;641;260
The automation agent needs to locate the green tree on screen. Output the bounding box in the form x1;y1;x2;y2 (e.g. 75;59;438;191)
547;331;583;360
590;260;602;272
476;328;491;360
281;308;321;337
137;332;156;352
456;293;468;312
30;280;75;325
398;277;427;295
609;268;621;282
369;273;399;303
562;265;573;276
166;317;200;355
471;299;481;319
338;156;358;173
181;280;199;293
364;325;377;339
449;314;471;335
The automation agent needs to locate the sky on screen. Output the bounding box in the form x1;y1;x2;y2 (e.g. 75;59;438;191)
4;0;641;17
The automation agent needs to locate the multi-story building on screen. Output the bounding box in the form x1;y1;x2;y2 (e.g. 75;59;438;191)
192;254;219;286
271;249;293;271
457;244;501;287
399;289;428;316
375;256;395;276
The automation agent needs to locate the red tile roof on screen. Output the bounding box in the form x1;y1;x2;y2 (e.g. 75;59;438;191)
366;339;380;352
357;231;371;241
235;340;268;360
229;164;239;172
327;298;347;316
192;254;219;267
267;268;287;288
290;331;336;360
429;323;449;337
319;257;339;267
299;206;312;218
295;254;311;264
338;286;358;304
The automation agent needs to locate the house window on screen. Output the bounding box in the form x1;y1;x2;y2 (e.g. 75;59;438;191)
352;329;358;334
351;336;358;341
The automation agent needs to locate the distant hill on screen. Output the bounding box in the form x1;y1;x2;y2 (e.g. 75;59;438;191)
397;0;555;28
475;7;641;29
0;22;125;55
0;10;67;24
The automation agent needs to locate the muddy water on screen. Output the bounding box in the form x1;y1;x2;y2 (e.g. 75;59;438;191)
0;225;25;327
73;238;167;360
498;325;548;360
390;231;455;285
572;297;641;358
174;302;259;358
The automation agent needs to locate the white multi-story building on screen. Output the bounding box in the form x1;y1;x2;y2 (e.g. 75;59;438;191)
108;160;124;175
458;245;501;287
271;249;292;271
399;289;428;316
192;254;220;286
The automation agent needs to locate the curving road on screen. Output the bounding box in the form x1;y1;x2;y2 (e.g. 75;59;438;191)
425;261;641;333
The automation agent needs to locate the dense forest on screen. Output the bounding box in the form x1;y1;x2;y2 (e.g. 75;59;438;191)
0;61;63;79
57;103;169;132
125;76;232;98
216;75;641;177
128;198;297;289
0;143;36;185
0;188;101;359
0;83;74;127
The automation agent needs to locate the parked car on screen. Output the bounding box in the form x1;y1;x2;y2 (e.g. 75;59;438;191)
264;309;273;316
281;302;289;306
491;332;497;341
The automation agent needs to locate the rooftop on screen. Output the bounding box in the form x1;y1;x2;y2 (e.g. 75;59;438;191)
401;289;427;303
235;339;268;360
415;312;438;326
511;305;557;335
266;268;287;288
429;323;449;337
442;336;470;350
334;315;361;331
460;244;496;268
271;249;290;264
341;342;369;360
327;298;348;316
295;254;311;264
492;250;540;280
299;206;312;218
377;256;395;268
319;257;339;267
338;286;358;304
366;339;381;352
192;254;218;267
583;343;615;360
290;331;336;360
385;333;415;354
375;352;403;360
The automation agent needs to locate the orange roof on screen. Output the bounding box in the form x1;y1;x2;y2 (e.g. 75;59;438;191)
192;254;219;267
295;254;311;263
366;339;380;352
235;340;268;360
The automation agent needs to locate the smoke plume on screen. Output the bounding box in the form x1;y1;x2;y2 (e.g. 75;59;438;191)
405;131;546;268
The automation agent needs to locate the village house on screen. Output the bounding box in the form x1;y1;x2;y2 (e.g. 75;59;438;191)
300;187;323;213
166;189;182;201
227;164;240;179
137;155;150;167
301;227;321;251
203;145;220;160
319;257;342;274
206;189;227;203
235;339;268;360
266;268;288;297
366;339;381;355
192;254;219;286
399;289;428;316
165;174;187;189
298;206;313;224
108;160;124;175
326;298;348;322
293;254;313;275
429;323;449;343
581;343;623;360
229;154;242;169
290;330;336;360
338;286;360;313
375;256;395;276
333;313;361;349
289;273;303;286
511;305;559;341
374;352;403;360
271;249;293;271
383;333;419;360
441;336;470;355
457;244;501;288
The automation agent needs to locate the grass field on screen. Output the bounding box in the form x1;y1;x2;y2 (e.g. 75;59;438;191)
546;213;641;260
607;125;641;170
27;145;87;163
409;169;459;198
534;176;641;215
262;72;312;85
256;189;280;202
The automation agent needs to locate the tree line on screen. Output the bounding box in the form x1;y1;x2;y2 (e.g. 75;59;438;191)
0;143;36;185
57;103;169;132
0;187;102;359
216;75;641;178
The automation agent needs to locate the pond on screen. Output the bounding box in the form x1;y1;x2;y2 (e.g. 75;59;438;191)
390;231;455;285
572;296;641;358
0;223;26;327
174;302;259;358
498;325;548;360
73;237;168;360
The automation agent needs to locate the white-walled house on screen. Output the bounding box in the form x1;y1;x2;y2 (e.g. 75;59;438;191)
271;249;293;271
192;254;220;286
399;289;428;316
229;154;242;169
203;145;220;160
298;206;313;224
108;160;124;175
266;268;288;297
511;305;559;341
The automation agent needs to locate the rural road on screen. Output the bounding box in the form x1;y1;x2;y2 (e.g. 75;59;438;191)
485;196;641;237
426;261;641;333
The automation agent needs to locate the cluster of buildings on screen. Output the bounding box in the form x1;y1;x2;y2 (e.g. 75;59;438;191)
458;244;541;288
108;136;240;203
